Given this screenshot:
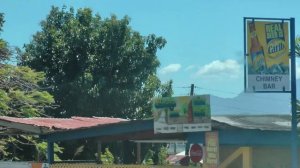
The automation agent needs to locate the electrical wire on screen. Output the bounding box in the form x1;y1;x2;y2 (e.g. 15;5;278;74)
174;85;290;102
172;85;291;113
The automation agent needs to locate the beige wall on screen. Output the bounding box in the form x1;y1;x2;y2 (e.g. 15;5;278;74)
220;146;298;168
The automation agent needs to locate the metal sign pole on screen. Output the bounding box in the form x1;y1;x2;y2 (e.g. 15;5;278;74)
290;17;298;168
244;17;297;167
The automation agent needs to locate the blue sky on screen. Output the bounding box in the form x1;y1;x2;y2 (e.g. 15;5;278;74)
1;0;300;99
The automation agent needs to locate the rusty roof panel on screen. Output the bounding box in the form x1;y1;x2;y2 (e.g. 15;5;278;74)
0;116;128;131
212;115;292;131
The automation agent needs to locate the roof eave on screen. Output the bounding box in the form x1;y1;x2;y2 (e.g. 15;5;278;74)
0;120;52;135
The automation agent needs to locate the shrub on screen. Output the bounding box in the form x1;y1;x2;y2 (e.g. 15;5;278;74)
101;148;114;165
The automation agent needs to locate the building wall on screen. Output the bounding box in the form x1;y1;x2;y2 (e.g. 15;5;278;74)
252;146;291;168
186;129;296;167
220;146;299;168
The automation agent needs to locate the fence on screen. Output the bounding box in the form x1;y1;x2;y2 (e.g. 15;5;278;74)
50;163;199;168
0;161;31;168
0;162;199;168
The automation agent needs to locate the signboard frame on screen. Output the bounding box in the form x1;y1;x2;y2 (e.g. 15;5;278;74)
152;95;211;134
244;17;291;93
244;17;297;168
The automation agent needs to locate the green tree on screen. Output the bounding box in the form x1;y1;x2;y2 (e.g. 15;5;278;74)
0;13;60;161
295;36;300;57
21;6;167;119
0;65;54;117
158;80;173;97
0;13;10;62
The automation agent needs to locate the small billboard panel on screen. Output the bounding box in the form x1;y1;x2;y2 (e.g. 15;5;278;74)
204;131;219;168
245;19;290;92
152;95;211;134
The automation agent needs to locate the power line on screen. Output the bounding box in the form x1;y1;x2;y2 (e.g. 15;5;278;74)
174;85;290;102
173;84;290;114
195;86;238;96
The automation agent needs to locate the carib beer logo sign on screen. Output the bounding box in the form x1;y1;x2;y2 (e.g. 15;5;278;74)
265;23;286;59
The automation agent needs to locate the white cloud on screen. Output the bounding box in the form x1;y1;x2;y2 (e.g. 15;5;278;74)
184;65;195;71
195;59;242;79
160;64;182;75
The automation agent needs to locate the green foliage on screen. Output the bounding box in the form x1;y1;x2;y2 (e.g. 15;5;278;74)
0;13;59;161
158;80;173;97
157;146;168;165
0;14;54;118
0;90;10;111
0;135;63;161
0;65;57;160
21;6;167;119
0;65;54;117
35;141;63;161
0;13;4;32
296;36;300;57
0;39;10;62
0;13;10;62
143;149;154;165
101;148;114;165
297;100;300;123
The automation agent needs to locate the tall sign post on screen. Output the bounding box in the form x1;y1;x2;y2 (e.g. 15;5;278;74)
244;17;297;168
204;131;219;168
290;17;297;168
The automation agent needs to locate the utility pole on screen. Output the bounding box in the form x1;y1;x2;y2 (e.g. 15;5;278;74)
190;84;194;96
186;83;195;156
290;17;298;168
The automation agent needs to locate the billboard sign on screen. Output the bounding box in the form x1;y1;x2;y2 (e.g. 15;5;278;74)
152;95;211;134
245;19;290;92
204;131;219;168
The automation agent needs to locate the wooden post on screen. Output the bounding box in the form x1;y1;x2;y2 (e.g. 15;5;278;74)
47;141;54;164
137;142;141;164
97;140;102;164
219;147;252;168
242;147;253;168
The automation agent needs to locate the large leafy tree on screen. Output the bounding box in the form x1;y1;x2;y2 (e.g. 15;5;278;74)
0;13;61;161
21;6;167;119
296;36;300;57
0;13;10;62
0;14;54;118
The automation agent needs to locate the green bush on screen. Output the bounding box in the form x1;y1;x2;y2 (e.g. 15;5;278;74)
143;149;154;165
101;148;114;165
157;146;168;165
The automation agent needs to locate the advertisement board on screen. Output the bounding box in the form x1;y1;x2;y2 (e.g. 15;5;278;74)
204;131;219;168
246;20;290;92
152;95;211;134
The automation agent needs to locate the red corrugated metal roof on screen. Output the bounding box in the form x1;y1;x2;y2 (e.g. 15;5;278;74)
0;116;128;130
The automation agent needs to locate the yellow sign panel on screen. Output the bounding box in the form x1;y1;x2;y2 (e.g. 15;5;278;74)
246;20;290;92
